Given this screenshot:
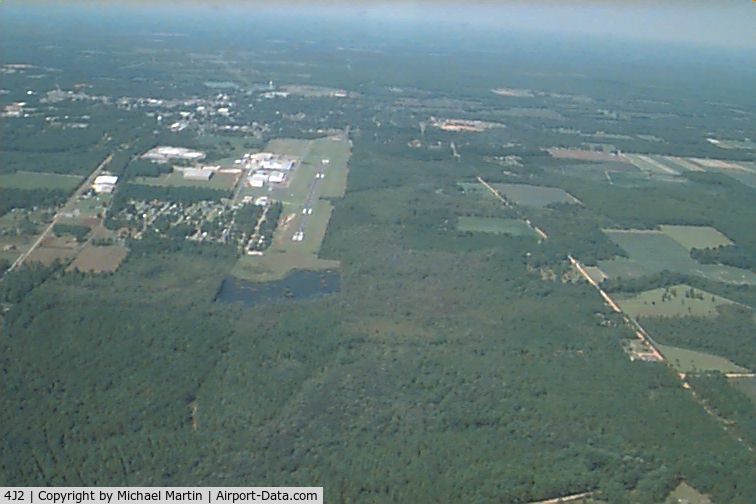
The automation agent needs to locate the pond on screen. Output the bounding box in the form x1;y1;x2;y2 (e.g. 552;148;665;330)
215;269;340;307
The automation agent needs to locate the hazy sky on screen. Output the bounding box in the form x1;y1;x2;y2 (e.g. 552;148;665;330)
4;1;756;50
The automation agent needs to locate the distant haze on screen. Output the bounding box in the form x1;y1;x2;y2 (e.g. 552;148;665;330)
3;1;755;50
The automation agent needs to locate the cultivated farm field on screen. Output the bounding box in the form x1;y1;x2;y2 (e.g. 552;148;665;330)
658;225;732;251
491;183;580;207
600;229;756;285
68;244;128;273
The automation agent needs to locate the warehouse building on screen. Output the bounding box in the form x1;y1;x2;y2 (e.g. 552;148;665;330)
182;168;214;181
92;174;118;194
248;172;267;188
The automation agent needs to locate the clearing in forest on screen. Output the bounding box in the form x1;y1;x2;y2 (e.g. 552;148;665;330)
664;481;712;504
657;344;749;374
490;183;580;207
658;225;732;251
614;284;739;318
0;171;83;191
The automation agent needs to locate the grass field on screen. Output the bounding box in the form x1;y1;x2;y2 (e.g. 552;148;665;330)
665;481;712;504
615;284;737;318
456;216;536;236
604;229;689;271
133;171;239;191
657;344;749;374
602;229;756;285
0;235;34;264
0;171;83;191
68;244;128;273
658;225;732;250
27;236;78;266
491;183;580;207
459;182;497;198
266;138;312;159
597;258;650;280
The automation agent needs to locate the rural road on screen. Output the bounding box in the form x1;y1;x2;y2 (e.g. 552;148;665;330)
569;254;753;453
474;176;755;453
476;176;549;240
7;152;113;273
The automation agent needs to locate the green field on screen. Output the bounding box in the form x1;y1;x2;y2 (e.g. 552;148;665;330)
133;171;238;191
0;171;83;191
615;284;738;318
657;344;749;374
601;229;756;285
491;183;580;207
456;216;536;236
658;225;732;251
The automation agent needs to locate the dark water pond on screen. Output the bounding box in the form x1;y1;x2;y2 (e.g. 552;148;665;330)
215;270;340;307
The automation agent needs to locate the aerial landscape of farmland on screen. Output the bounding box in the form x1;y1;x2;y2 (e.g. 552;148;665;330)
0;1;754;503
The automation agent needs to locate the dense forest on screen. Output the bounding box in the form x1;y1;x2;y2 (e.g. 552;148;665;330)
0;188;68;216
1;7;755;503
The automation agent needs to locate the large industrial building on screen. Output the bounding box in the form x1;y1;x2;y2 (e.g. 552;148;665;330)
248;172;267;188
261;158;294;171
141;146;206;163
92;175;118;194
182;168;214;181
